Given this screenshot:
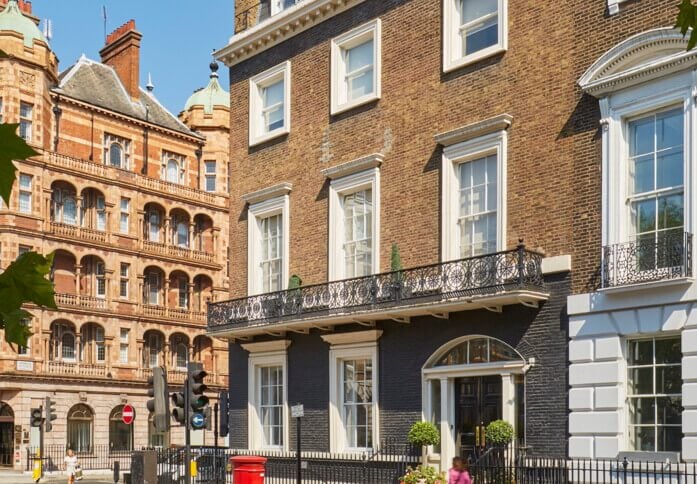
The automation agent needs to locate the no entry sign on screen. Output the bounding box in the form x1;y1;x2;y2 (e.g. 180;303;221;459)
122;404;135;425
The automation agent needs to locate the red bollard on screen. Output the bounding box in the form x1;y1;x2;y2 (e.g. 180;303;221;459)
231;455;267;484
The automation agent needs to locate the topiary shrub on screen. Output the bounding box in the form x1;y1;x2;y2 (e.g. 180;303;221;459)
485;419;514;447
408;421;440;448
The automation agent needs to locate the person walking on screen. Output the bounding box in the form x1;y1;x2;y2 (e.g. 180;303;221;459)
448;457;472;484
64;448;78;484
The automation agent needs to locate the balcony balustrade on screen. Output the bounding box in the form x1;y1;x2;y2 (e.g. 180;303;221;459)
49;221;107;244
55;293;107;311
141;240;216;264
142;304;206;322
208;245;547;337
138;366;224;386
44;151;227;208
45;360;108;377
602;231;693;288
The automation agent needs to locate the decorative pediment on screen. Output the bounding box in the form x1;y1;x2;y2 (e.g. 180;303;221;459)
579;28;697;96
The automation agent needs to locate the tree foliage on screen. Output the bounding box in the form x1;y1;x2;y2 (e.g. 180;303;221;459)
0;111;55;346
407;421;440;447
676;0;697;50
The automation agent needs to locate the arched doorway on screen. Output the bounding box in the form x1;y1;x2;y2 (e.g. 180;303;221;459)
422;336;526;467
109;406;133;451
0;402;14;467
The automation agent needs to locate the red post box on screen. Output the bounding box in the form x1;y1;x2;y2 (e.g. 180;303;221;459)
231;455;267;484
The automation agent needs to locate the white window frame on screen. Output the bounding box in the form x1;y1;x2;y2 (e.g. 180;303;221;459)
599;82;693;251
18;174;32;214
328;168;380;280
204;161;217;193
119;263;129;299
330;19;382;116
19;102;33;142
324;331;381;453
441;130;507;262
104;134;131;170
249;61;291;147
247;195;290;295
442;0;508;73
119;198;130;234
119;328;129;364
245;342;290;451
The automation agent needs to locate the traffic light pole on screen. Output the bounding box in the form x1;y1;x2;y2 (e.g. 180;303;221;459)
39;405;44;481
184;377;191;484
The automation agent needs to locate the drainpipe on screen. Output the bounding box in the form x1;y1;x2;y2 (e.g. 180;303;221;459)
52;101;62;152
142;104;150;175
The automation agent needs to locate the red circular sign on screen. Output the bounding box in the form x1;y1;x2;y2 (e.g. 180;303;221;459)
122;404;135;425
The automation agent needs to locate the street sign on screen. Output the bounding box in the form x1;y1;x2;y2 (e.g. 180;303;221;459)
191;412;205;429
291;404;304;418
122;404;135;425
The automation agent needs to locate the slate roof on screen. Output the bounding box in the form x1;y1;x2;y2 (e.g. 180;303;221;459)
54;56;201;139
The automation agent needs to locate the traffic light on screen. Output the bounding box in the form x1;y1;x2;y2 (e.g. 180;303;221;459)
30;408;42;428
171;391;186;425
188;362;209;429
44;397;57;432
219;391;229;437
146;367;170;432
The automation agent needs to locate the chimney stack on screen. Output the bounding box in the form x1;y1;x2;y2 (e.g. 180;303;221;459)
99;19;142;101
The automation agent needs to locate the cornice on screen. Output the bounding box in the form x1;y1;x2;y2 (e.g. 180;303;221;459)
435;114;513;147
321;153;383;179
242;182;293;205
215;0;366;67
579;27;697;97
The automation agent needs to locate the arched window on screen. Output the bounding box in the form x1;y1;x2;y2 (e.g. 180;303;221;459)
176;221;189;248
62;332;76;361
109;143;123;168
148;210;161;242
433;337;522;367
95;262;106;298
144;332;163;368
109;406;133;451
166;159;180;184
175;343;188;369
145;271;161;306
63;197;77;225
67;404;93;453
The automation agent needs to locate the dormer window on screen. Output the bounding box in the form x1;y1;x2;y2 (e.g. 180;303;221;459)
104;134;131;169
162;152;186;185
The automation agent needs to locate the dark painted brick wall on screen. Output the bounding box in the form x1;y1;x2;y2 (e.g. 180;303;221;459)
227;274;570;457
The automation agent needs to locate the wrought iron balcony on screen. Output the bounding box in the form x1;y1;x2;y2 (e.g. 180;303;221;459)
208;245;546;336
602;231;693;288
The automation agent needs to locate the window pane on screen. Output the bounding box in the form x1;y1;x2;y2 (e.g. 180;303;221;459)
657;397;681;425
633;199;656;234
629;117;655;157
461;0;497;23
629;340;654;366
656;149;683;189
655;338;681;364
263;80;284;108
657;194;683;230
658;426;683;452
656;366;682;394
631;426;655;452
656;109;683;150
346;40;374;100
630;154;654;195
628;367;653;395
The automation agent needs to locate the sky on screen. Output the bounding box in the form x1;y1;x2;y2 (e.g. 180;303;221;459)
30;0;233;115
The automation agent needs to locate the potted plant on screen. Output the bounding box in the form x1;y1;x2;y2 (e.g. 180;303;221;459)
287;274;303;312
390;243;410;299
485;419;514;447
408;421;440;466
400;465;446;484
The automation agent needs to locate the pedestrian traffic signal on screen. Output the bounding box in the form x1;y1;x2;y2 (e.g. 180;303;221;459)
188;362;209;429
44;397;57;432
219;391;229;438
171;391;186;425
146;366;170;432
30;408;42;428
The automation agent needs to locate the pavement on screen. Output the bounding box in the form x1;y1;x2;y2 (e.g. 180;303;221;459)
0;472;120;483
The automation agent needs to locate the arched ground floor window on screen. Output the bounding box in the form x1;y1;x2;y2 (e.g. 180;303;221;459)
0;402;14;467
109;406;133;451
67;404;93;453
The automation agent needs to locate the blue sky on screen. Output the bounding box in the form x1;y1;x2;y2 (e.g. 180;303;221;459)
31;0;233;114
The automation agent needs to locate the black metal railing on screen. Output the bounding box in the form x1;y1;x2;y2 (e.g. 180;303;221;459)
471;446;697;483
137;440;420;484
602;231;692;288
208;244;544;332
234;0;303;33
25;444;133;472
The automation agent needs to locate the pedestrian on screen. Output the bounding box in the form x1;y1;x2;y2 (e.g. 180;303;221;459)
448;456;472;484
64;448;78;484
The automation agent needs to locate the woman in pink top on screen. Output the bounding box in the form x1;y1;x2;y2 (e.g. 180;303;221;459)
448;457;472;484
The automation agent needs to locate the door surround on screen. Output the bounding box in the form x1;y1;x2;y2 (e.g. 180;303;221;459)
421;336;528;470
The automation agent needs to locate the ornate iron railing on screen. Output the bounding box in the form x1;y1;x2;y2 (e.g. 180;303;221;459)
208;245;544;332
602;231;692;288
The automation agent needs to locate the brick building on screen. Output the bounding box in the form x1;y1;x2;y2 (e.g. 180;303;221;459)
567;0;697;462
0;0;230;469
210;0;578;470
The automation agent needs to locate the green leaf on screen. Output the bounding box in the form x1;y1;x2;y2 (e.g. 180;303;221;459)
0;123;38;205
2;308;32;347
0;252;56;346
676;0;697;49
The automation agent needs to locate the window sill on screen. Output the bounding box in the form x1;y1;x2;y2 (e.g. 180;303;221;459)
600;277;693;295
249;127;289;147
443;45;506;74
331;93;380;116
